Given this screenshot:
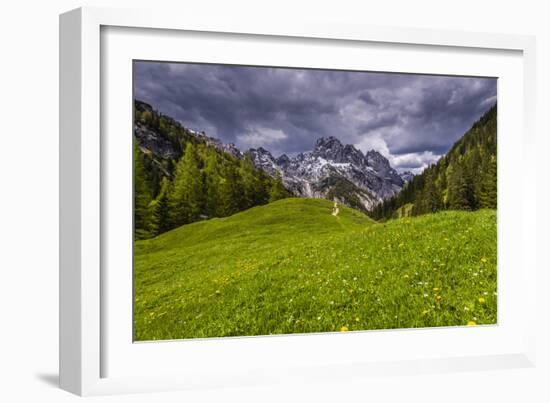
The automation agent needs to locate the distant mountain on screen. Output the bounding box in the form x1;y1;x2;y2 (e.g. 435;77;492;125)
134;99;408;214
249;136;404;211
370;104;497;220
399;171;415;183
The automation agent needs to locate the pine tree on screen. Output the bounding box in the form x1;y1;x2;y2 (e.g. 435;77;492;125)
169;143;203;226
204;150;222;217
269;172;288;203
239;153;264;209
134;142;152;239
257;170;273;205
151;177;172;235
218;162;243;217
467;147;483;208
447;164;471;210
479;155;497;209
413;169;441;215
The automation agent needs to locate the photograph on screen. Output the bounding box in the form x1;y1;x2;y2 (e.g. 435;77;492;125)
132;61;497;341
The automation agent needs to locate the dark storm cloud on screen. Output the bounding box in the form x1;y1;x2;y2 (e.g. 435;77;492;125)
134;61;497;172
358;91;379;106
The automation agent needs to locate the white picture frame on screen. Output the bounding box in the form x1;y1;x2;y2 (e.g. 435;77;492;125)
59;6;537;396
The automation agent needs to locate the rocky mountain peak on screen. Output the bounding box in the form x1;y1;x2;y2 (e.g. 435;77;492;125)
364;149;403;187
312;136;367;166
276;154;291;168
135;99;153;114
221;142;242;158
365;149;390;169
342;144;365;166
400;171;415;183
313;136;346;160
315;136;342;148
256;146;271;154
248;147;278;175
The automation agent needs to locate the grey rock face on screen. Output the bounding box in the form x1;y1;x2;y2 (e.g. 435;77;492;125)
248;147;279;175
400;171;415;183
134;122;178;159
275;154;291;169
194;132;243;159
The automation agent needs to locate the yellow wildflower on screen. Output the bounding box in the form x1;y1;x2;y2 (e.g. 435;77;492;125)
480;257;488;264
478;297;486;304
340;326;349;332
467;321;477;326
433;287;440;292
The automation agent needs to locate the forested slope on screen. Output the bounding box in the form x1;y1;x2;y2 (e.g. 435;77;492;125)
133;100;289;239
370;105;497;220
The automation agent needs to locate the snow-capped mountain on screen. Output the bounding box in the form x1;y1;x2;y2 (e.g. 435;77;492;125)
399;171;415;183
249;136;405;211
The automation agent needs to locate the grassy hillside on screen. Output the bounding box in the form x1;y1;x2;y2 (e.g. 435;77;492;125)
134;198;496;341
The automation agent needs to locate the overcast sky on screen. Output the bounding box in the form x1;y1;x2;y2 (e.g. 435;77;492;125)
134;61;497;173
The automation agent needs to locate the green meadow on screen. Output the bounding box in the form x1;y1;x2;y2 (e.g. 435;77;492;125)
134;198;497;341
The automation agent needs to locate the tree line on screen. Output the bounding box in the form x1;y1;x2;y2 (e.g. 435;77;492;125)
134;102;290;240
369;104;497;220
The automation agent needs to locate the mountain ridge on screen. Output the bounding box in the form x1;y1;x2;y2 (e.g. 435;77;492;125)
134;99;409;212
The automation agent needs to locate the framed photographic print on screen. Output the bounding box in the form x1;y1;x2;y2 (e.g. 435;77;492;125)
132;61;498;341
60;6;537;396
